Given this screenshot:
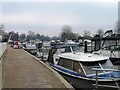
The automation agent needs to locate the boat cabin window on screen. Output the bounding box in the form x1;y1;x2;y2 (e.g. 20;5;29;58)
64;47;71;52
73;61;84;75
56;45;84;54
58;58;85;75
58;47;71;53
58;58;73;70
71;46;84;52
80;59;114;76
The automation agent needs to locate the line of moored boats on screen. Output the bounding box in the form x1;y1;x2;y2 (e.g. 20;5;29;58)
9;30;120;89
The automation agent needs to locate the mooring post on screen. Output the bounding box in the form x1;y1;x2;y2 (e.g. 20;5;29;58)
96;70;98;89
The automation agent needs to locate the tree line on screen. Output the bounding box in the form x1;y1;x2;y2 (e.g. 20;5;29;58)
0;22;119;42
0;29;60;42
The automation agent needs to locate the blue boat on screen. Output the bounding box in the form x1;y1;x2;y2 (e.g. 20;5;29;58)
47;44;120;89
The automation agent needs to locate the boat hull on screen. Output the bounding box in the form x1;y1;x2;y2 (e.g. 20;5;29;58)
59;71;120;90
110;58;120;65
49;64;120;90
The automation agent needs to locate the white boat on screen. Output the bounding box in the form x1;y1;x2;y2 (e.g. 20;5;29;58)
47;44;120;89
23;43;37;55
93;45;120;65
36;41;51;60
92;30;120;65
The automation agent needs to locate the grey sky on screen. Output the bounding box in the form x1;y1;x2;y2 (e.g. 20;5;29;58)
2;2;118;36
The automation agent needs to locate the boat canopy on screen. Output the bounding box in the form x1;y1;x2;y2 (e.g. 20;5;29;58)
92;35;120;41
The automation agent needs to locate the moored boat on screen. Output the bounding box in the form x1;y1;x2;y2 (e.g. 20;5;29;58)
92;30;120;65
47;43;120;89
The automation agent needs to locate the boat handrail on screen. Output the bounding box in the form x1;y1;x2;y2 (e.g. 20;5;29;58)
92;68;120;89
92;68;120;72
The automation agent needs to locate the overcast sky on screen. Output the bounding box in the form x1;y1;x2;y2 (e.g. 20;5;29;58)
2;1;118;36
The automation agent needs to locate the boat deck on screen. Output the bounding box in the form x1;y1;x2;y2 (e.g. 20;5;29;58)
1;45;73;89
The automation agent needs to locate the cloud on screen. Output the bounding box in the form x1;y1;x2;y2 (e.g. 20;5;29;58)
3;11;83;36
3;13;34;24
3;11;82;26
2;2;117;36
2;0;119;3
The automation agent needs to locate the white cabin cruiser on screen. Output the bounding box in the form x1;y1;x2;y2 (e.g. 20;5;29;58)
23;43;37;55
93;45;120;65
92;30;120;65
47;44;120;89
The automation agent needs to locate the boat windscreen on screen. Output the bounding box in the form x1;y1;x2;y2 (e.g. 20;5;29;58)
71;46;84;52
114;47;120;51
80;59;114;76
58;46;71;53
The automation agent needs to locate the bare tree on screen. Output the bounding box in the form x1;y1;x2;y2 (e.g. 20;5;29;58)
118;19;120;34
0;24;5;35
60;25;79;40
19;33;26;41
28;30;35;37
114;20;120;34
83;30;91;37
114;21;118;34
96;28;104;37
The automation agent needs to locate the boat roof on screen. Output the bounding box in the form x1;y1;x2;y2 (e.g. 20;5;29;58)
92;35;120;41
51;43;109;62
58;52;109;62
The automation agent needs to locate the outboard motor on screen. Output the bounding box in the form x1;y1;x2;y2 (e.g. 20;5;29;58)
47;47;57;64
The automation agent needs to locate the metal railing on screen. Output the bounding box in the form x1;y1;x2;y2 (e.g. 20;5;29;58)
92;68;120;89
